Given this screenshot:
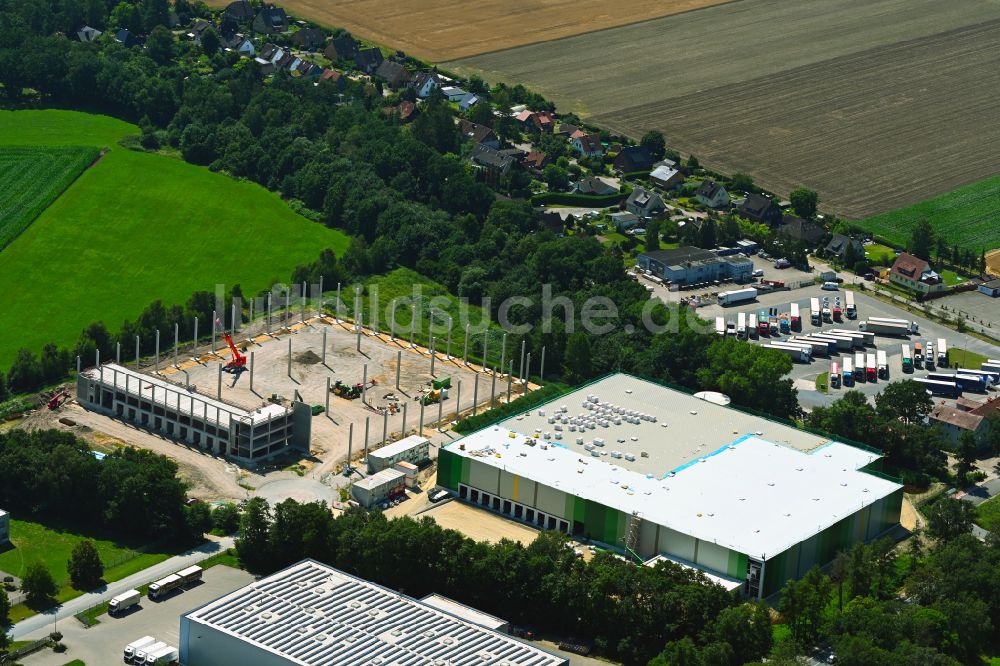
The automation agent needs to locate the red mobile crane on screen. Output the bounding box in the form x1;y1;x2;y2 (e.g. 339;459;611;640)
217;319;247;373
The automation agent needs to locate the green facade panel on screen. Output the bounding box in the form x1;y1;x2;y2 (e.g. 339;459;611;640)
437;448;460;490
727;550;748;580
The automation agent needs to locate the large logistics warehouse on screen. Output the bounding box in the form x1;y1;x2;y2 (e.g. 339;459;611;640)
180;559;567;665
437;374;903;599
77;363;311;464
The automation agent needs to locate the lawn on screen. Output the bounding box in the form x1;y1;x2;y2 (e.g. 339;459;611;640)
938;269;965;287
864;243;896;266
815;371;829;394
949;348;988;370
856;173;1000;252
0;109;349;367
975;495;1000;532
0;146;98;250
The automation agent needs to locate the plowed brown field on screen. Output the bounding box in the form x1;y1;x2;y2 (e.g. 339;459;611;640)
205;0;733;61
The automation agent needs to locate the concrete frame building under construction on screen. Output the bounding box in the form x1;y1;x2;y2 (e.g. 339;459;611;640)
437;374;903;599
77;363;311;464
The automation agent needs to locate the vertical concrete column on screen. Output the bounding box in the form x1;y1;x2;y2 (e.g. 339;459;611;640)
363;416;370;462
217;363;222;400
410;305;416;348
135;336;140;370
322;328;328;366
519;340;526;383
418;400;425;435
463;324;470;366
249;351;255;393
490;369;497;408
362;364;368;405
430;337;436;376
525;353;532;392
193;317;199;353
212;310;217;353
301;281;307;323
455;380;462;422
284;289;290;327
249;300;254;329
335;283;341;324
446;321;452;360
540;346;546;382
507;361;513;403
395;351;402;390
472;374;479;416
402;402;408;435
325;377;331;417
437;391;443;429
287;338;292;378
77;355;81;374
347;422;353;473
96;348;100;368
499;333;507;377
389;300;397;341
267;293;272;334
232;302;238;335
482;332;489;371
116;341;121;364
155;329;160;373
174;323;179;368
318;275;324;318
382;409;389;445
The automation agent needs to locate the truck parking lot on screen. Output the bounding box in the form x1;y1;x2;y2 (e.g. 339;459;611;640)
19;566;253;666
700;285;1000;410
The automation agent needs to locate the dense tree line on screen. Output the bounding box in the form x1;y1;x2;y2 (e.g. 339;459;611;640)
236;497;764;665
0;429;194;541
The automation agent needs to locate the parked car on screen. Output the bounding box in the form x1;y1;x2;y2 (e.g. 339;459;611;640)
752;269;764;277
821;282;839;290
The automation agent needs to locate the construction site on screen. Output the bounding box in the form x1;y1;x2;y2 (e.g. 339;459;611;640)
32;301;539;505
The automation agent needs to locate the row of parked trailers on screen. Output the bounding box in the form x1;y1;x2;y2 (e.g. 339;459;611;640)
761;328;876;364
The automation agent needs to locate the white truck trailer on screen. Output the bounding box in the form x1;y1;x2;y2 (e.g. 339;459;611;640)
748;313;759;339
147;574;182;600
109;589;141;616
788;337;831;357
737;312;747;340
937;338;948;367
718;287;758;306
830;362;841;389
843;357;854;386
828;328;874;346
855;352;866;382
177;565;203;585
134;641;167;664
866;353;878;382
867;316;919;333
124;636;157;663
145;644;178;665
858;319;915;336
810;297;821;326
877;350;888;379
715;316;725;336
926;341;935;370
845;290;857;319
763;343;811;363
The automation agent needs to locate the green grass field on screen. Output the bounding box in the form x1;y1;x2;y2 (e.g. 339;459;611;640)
0;109;349;367
0;146;98;250
856;174;1000;251
976;495;1000;532
948;348;988;370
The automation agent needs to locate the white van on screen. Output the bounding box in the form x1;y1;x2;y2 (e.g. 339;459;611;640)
821;282;839;291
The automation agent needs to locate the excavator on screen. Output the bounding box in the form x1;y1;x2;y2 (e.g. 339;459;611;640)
332;380;363;400
217;318;247;374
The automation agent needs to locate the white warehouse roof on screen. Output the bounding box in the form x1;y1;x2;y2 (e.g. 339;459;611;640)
369;434;429;461
82;363;287;426
420;594;508;632
183;559;566;665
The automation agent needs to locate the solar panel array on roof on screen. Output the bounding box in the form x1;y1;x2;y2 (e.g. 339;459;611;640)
182;560;566;665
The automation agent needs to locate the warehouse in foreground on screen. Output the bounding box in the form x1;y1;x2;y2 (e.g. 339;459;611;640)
77;363;311;464
436;374;903;599
180;559;567;665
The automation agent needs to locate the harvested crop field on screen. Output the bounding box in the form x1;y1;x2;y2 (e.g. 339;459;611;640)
452;0;1000;221
215;0;731;62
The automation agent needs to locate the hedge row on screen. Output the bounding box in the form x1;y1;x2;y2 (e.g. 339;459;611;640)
530;189;630;207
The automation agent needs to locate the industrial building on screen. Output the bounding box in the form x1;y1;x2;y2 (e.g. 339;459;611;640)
437;374;903;599
420;594;510;632
179;559;567;666
77;363;311;465
367;434;430;472
351;468;406;508
637;247;753;286
0;509;9;548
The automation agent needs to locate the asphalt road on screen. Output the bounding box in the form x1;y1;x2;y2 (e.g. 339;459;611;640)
11;536;235;640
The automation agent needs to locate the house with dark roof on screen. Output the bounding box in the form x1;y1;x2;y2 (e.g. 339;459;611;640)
223;0;255;21
531;112;553;133
77;25;102;42
292;27;326;51
929;396;1000;446
625;187;666;218
825;234;864;262
375;61;410;89
696;180;730;209
325;36;358;61
571;133;604;158
556;123;579;137
613;146;654;173
573;177;617;196
469;145;516;185
459;120;500;149
540;212;565;237
777;215;825;246
737;193;782;225
649;165;685;190
114;29;142;48
253;5;288;34
440;86;467;102
187;19;217;45
521;151;549;172
889;252;945;295
354;47;384;74
458;93;481;112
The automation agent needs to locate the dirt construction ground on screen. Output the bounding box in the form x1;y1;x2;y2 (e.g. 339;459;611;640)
453;0;1000;219
208;0;732;62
